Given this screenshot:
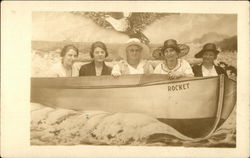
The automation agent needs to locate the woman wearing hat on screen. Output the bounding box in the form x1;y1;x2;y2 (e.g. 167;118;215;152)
79;41;112;76
111;38;153;77
192;43;226;77
47;44;79;77
153;39;194;79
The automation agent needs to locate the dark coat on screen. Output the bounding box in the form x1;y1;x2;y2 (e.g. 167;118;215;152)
192;64;227;77
79;61;112;76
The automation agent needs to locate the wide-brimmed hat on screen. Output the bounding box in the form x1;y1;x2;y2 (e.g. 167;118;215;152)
160;39;190;58
195;43;220;58
118;38;150;60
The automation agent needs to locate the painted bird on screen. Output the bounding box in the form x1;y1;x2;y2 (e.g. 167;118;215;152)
76;12;175;45
104;12;131;32
103;12;151;45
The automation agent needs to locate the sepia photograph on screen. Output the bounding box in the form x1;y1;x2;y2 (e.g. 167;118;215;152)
1;1;249;158
31;11;237;147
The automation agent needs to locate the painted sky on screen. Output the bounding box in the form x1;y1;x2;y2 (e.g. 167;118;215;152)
32;12;237;44
144;14;237;43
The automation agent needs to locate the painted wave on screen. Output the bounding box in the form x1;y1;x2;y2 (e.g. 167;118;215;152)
30;103;235;147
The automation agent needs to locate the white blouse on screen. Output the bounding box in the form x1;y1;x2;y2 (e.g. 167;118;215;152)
112;60;153;75
47;62;79;77
202;65;218;77
153;59;194;77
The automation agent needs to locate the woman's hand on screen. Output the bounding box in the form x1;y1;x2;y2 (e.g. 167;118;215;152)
112;72;121;78
167;73;176;80
167;72;183;80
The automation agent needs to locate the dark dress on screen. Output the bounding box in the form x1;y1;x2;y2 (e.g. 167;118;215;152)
192;64;227;77
79;61;112;76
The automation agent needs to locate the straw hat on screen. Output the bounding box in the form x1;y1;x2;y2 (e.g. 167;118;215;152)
118;38;150;60
160;39;190;58
195;43;220;58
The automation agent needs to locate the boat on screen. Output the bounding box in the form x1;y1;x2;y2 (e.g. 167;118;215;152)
31;74;236;139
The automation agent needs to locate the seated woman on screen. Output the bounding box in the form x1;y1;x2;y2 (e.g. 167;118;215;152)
79;41;111;76
111;38;153;77
47;44;79;77
153;39;194;79
192;43;227;77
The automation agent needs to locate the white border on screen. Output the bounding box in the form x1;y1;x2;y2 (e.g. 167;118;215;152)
1;1;249;158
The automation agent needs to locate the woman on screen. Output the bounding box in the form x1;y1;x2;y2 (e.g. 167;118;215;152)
154;39;193;79
111;38;153;77
192;43;226;77
47;44;79;77
79;41;111;76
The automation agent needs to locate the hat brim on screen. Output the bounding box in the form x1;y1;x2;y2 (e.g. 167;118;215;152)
195;49;220;58
118;41;150;60
156;44;189;60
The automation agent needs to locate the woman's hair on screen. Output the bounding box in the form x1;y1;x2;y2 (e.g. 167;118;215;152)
90;41;108;58
161;39;180;57
60;44;79;57
161;46;180;58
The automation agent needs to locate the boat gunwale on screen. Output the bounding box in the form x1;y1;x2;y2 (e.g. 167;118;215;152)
199;74;225;140
31;75;234;89
216;77;237;128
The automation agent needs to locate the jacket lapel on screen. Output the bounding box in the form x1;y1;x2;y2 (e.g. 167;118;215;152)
198;65;203;77
90;61;96;76
214;65;221;74
101;63;109;75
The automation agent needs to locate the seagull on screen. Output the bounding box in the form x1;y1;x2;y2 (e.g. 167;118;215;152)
75;12;175;45
104;12;150;44
104;12;131;32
